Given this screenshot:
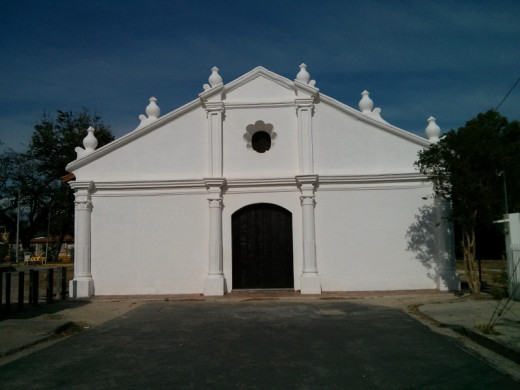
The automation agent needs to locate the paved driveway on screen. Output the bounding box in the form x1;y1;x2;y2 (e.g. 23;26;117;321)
1;300;518;389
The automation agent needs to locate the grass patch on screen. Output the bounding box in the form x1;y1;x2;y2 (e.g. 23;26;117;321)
476;323;501;335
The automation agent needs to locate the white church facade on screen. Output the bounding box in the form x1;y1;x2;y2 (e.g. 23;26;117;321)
66;64;457;297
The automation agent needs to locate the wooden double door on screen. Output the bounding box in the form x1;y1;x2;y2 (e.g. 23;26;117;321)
232;203;294;289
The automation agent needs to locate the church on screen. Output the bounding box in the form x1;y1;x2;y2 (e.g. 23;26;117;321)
66;64;458;297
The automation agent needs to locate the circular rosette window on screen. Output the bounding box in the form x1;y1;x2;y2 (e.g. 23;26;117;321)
243;120;277;153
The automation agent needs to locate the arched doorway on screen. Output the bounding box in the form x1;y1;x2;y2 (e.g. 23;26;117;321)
232;203;294;289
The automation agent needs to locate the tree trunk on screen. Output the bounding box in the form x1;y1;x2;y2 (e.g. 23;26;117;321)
50;232;65;263
462;227;480;294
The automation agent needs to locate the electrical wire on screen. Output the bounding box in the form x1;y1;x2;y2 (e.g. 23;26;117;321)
496;76;520;111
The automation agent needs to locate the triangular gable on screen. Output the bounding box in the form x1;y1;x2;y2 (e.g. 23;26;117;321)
67;65;429;173
224;66;298;96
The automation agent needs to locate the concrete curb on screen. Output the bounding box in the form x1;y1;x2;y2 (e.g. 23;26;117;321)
0;321;80;358
446;324;520;365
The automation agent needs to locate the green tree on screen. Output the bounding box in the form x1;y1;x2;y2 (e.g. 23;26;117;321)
415;110;519;294
0;110;114;261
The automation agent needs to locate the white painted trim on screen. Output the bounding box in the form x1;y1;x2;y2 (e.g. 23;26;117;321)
293;79;320;98
226;177;297;187
224;100;296;109
71;173;424;193
199;83;224;102
318;173;425;184
93;190;207;197
89;179;206;190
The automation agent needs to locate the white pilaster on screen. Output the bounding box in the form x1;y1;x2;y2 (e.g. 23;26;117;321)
70;182;95;298
206;102;224;177
296;175;321;294
204;178;226;296
296;99;315;175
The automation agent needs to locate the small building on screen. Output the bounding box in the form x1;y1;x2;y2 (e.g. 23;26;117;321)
30;235;74;262
66;65;457;297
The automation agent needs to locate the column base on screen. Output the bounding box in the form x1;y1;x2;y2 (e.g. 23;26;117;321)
69;277;94;298
300;273;321;294
204;276;226;296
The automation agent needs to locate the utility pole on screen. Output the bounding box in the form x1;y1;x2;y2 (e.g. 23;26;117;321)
502;171;509;215
497;170;509;214
45;208;51;263
16;188;20;263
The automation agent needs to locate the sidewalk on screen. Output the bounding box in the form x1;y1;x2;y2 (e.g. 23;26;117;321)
419;296;520;365
0;298;143;361
1;291;519;368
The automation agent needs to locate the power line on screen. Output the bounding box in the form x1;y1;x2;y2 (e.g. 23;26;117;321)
496;76;520;111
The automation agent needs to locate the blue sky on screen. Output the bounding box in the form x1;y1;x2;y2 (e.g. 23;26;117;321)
1;0;519;151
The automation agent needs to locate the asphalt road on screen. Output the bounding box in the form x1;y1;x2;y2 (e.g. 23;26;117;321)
1;300;518;389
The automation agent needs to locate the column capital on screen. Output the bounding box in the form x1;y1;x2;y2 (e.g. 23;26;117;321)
204;178;226;200
203;177;226;189
204;177;226;205
75;200;93;212
295;98;315;106
295;99;315;116
300;195;315;206
204;102;225;115
72;181;95;203
296;174;319;188
208;198;223;208
70;180;95;193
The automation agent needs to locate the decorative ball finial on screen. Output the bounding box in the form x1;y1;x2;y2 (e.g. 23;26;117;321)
425;116;441;142
137;97;161;129
75;126;98;160
145;96;160;119
208;66;223;87
296;63;311;84
359;90;374;113
83;126;98;152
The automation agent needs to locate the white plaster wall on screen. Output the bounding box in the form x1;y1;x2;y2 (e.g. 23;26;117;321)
69;69;452;296
221;189;303;291
313;103;424;175
90;191;208;295
315;183;438;291
223;108;299;178
73;108;208;182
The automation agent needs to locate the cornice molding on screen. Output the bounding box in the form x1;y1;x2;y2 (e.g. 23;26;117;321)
203;101;225;112
203;177;226;189
226;177;297;187
73;173;424;190
293;79;319;99
296;174;319;185
199;83;224;103
224;99;295;110
318;173;425;184
69;180;95;191
77;179;206;191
